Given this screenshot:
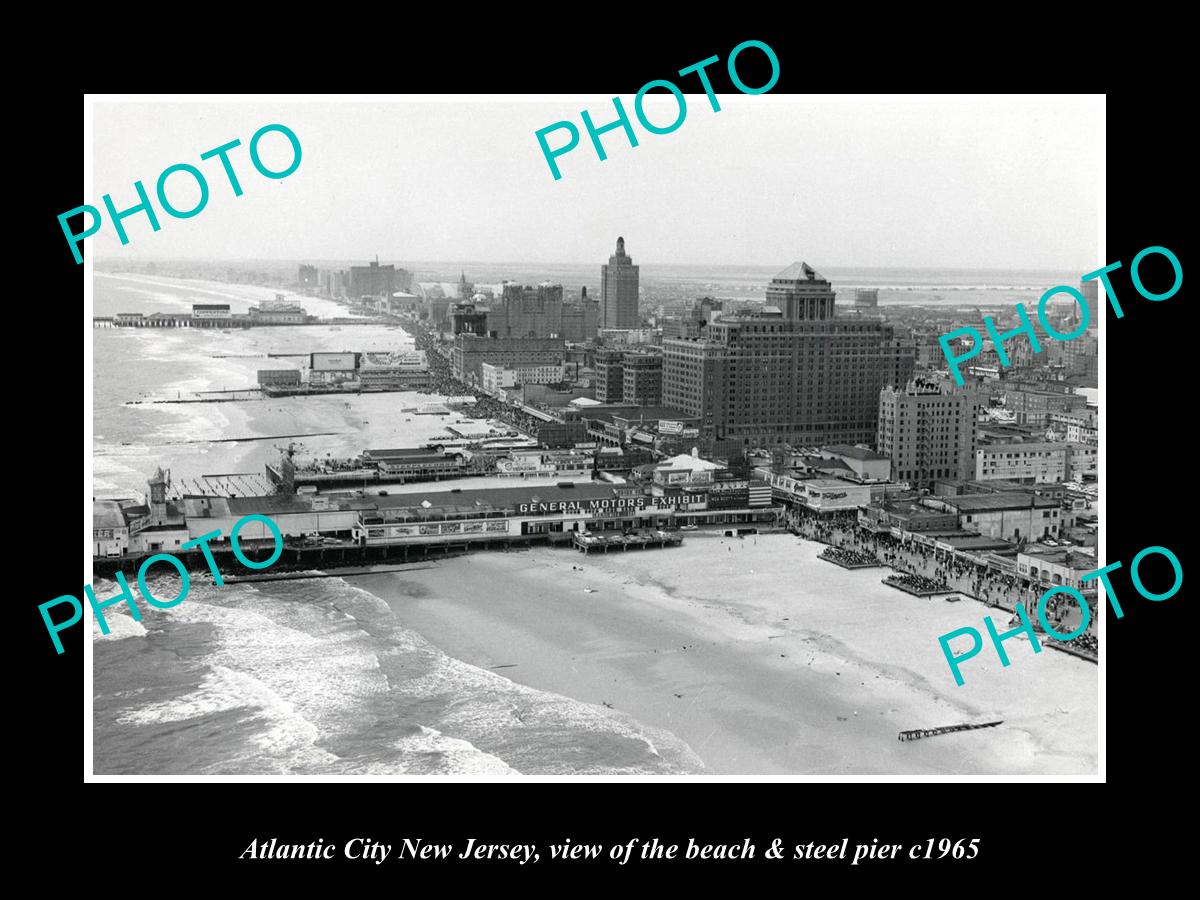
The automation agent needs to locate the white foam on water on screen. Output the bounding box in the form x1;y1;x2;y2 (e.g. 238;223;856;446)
92;608;148;641
393;725;519;776
392;631;704;774
119;579;519;774
95;571;705;775
115;664;341;773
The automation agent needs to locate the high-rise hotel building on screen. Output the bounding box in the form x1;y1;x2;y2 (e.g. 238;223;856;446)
662;262;915;452
877;376;981;488
600;236;640;328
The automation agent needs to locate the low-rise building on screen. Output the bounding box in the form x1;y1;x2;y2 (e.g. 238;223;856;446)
599;328;655;345
354;481;780;545
976;442;1069;484
309;352;360;386
1002;386;1087;427
192;303;232;319
858;498;959;535
495;449;595;478
1049;409;1098;446
924;492;1062;542
481;363;517;394
359;351;429;391
536;419;589;449
512;364;566;385
180;494;362;542
1017;544;1099;588
819;445;892;482
1065;442;1097;482
131;524;192;554
257;369;302;386
93;500;131;557
248;302;308;324
361;448;469;481
769;474;872;513
650;452;726;486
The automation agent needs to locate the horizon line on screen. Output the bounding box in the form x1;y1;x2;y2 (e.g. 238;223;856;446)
93;257;1091;274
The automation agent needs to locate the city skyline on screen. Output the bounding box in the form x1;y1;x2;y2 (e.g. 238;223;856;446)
90;98;1102;270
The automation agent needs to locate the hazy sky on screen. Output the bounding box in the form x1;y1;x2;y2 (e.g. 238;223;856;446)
90;97;1102;269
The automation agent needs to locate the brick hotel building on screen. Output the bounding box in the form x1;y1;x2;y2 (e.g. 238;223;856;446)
662;262;915;453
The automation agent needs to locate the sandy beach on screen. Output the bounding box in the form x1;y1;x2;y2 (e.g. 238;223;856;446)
355;534;1098;775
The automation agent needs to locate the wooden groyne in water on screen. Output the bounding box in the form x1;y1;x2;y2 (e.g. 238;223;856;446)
898;720;1003;742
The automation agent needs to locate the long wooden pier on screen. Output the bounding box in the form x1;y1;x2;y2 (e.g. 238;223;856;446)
93;315;389;329
93;531;611;580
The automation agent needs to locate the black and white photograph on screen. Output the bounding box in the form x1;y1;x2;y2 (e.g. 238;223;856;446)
83;93;1104;779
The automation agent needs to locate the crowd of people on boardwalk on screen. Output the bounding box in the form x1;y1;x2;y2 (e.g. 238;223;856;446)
819;547;878;567
1061;633;1098;654
884;572;950;594
788;508;1099;659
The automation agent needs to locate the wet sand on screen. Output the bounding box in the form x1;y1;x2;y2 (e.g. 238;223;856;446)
356;534;1098;775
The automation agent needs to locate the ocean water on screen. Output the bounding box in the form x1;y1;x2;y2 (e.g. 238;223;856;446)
90;267;1072;775
93;575;699;775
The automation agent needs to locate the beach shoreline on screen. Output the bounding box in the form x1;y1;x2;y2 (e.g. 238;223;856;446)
352;534;1098;775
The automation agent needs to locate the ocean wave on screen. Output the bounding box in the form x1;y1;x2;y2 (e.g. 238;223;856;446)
94;574;703;775
390;625;704;775
394;725;519;776
92;608;148;641
313;581;703;774
95;578;526;774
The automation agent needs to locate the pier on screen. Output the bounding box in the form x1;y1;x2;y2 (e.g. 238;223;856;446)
94;315;390;329
96;314;251;329
92;530;675;581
